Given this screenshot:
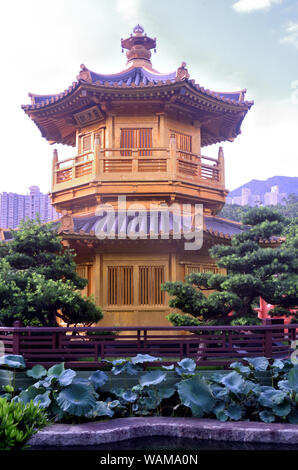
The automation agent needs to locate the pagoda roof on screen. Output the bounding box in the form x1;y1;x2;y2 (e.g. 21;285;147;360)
56;212;283;246
22;26;253;147
24;64;251;109
58;213;249;241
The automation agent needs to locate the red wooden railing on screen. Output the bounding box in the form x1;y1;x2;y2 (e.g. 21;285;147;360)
0;324;297;369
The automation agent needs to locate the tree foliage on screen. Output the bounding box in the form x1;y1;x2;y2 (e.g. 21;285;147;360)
162;207;298;326
0;219;103;326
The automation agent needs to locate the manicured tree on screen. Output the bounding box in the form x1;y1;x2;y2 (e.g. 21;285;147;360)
0;219;103;326
162;207;298;326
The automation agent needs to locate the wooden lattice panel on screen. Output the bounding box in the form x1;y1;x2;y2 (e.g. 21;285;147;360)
75;162;93;178
56;167;72;183
185;264;222;275
76;264;91;297
104;159;132;173
108;266;134;305
79;133;92;154
138;159;167;172
178;160;197;177
171;130;192;156
139;266;165;305
201;165;219;181
120;128;152;156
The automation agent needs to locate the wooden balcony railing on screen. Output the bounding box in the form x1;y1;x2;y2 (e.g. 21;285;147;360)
52;144;225;192
1;324;297;369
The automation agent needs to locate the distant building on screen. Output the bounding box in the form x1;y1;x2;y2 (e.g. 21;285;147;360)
227;187;260;206
241;187;251;206
227;185;287;207
0;186;59;228
264;185;287;206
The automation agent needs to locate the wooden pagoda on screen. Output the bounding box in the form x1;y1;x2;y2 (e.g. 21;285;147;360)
22;25;253;328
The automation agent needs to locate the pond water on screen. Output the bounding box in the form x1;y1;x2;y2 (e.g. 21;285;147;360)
30;436;298;451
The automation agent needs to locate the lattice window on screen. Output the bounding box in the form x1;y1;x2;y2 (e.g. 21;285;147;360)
120;128;152;156
185;264;222;275
171;130;192;154
79;133;92;154
139;266;165;305
107;266;134;305
76;264;91;297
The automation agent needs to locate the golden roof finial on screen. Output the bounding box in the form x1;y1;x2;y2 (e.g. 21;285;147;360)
121;25;156;67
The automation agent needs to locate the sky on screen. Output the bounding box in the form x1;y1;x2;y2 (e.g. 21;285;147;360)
0;0;297;195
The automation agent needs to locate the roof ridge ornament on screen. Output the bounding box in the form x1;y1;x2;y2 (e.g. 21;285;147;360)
77;64;92;83
58;210;74;234
176;62;190;81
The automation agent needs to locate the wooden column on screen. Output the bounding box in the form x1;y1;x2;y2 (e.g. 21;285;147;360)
93;133;101;180
218;146;225;187
169;133;177;178
52;149;58;191
193;120;201;155
156;112;167;149
93;252;102;308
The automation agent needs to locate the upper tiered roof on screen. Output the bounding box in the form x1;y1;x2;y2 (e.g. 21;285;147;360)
22;26;253;147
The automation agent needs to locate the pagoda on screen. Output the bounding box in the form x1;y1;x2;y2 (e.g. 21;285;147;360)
22;25;253;328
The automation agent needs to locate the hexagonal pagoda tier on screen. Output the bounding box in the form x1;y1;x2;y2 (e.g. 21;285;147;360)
22;26;253;328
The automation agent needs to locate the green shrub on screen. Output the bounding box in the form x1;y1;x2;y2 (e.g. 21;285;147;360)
0;398;48;450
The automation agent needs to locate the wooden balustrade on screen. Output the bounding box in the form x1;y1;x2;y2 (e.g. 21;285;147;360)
52;147;224;191
1;324;297;369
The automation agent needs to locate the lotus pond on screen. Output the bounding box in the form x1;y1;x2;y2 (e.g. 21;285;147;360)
1;353;298;450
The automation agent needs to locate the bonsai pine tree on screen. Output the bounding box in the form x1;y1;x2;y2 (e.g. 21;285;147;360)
162;207;298;326
0;219;103;327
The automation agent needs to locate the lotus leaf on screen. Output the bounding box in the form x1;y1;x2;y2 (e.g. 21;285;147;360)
33;391;51;409
26;365;47;379
225;403;243;420
122;390;138;403
244;357;269;372
259;410;275;423
139;370;166;387
56;382;96;416
287;365;298;392
258;388;287;408
57;369;76;387
48;362;65;378
131;354;161;364
89;370;108;390
177;375;215;417
272;400;292;417
219;371;246;394
0;355;26;369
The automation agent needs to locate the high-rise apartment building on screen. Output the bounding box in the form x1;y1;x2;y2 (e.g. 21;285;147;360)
264;185;287;206
227;185;287;206
0;186;59;228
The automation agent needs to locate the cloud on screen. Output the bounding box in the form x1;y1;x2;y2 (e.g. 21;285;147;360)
116;0;140;22
280;22;298;50
232;0;282;13
205;98;298;191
